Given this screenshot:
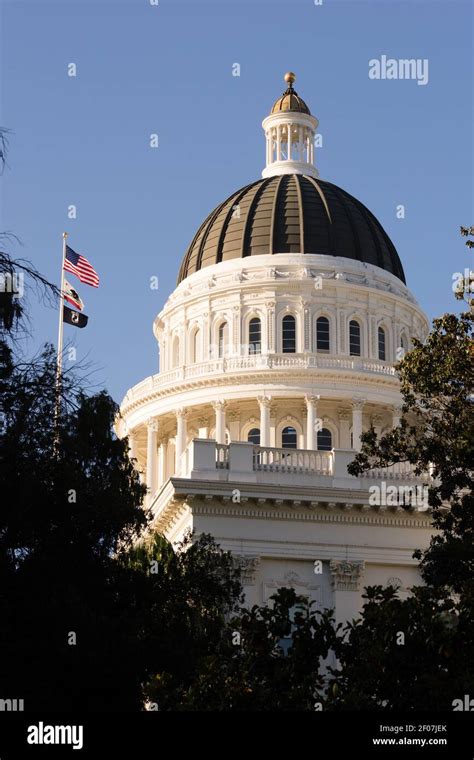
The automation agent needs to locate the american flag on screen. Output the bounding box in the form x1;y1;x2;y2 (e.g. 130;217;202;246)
64;245;100;288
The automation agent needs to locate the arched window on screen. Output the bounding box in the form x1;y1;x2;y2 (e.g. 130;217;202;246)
248;318;262;355
349;320;361;356
172;335;180;368
282;425;297;449
316;316;330;352
218;322;228;359
282;315;296;353
247;428;260;445
191;328;201;364
317;428;332;451
378;326;386;361
399;333;408;358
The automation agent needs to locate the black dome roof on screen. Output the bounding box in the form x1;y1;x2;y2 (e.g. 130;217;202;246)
178;174;405;284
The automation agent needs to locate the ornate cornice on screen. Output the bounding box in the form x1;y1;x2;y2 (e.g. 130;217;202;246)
192;499;431;529
121;367;401;418
167;258;419;308
148;461;434;525
151;494;190;535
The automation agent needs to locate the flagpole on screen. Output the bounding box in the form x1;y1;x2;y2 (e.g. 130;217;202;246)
54;232;68;428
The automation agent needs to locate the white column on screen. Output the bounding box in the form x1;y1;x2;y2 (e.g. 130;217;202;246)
298;126;303;161
287;124;292;161
330;560;365;627
351;400;365;451
159;440;168;485
233;304;241;357
227;411;240;441
197;416;209;439
303;301;310;352
146;418;158;502
157;441;162;488
168;439;176;476
338;410;351;449
339;309;348;354
276;125;281;161
305;395;319;450
392;405;402;428
213;401;226;444
258;396;271;447
128;429;137;461
175;408;187;463
269;405;277;447
267;301;276;353
202;311;210;360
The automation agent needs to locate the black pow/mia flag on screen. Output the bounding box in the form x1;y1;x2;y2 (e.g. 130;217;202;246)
63;305;88;329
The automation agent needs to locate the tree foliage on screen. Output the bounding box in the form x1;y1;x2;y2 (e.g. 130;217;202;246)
348;311;474;592
174;310;474;710
176;587;337;711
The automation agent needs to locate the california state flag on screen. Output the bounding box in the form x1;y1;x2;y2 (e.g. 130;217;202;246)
63;279;84;311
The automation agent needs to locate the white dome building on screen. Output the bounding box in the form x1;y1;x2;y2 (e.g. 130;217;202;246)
118;73;433;623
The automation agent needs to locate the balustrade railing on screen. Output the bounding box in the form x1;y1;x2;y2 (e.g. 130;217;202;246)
359;461;428;481
215;443;229;469
252;446;333;475
124;354;396;400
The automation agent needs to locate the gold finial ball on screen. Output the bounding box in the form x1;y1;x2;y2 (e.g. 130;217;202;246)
284;71;296;86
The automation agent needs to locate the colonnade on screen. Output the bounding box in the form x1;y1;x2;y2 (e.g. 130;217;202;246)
128;397;403;504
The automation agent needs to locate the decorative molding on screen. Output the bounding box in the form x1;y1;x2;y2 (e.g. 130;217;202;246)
386;576;403;590
264;571;321;604
186;500;432;528
330;559;365;591
120;365;401;416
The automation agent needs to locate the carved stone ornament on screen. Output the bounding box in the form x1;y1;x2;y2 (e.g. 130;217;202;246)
386;577;403;590
330;559;365;591
146;417;159;432
232;555;261;585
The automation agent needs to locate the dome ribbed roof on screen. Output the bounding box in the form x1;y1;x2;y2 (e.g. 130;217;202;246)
271;89;310;115
177;175;406;284
270;72;311;114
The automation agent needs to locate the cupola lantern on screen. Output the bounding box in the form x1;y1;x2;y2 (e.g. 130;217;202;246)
262;72;319;179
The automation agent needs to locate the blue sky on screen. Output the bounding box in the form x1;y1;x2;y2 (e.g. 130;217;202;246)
2;0;472;403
